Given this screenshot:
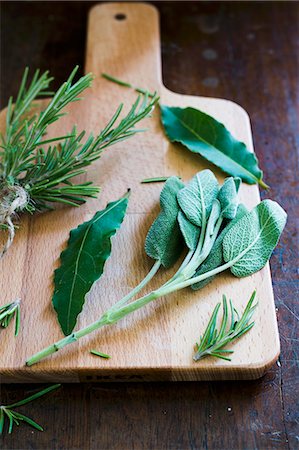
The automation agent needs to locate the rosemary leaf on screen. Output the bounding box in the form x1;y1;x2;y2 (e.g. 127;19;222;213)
101;72;155;97
141;176;181;183
101;72;132;87
90;350;111;359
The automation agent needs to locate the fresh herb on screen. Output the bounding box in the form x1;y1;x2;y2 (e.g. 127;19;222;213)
26;170;286;366
0;384;60;434
101;73;132;88
160;105;268;189
141;176;181;183
102;74;266;188
90;350;111;359
194;291;257;361
53;192;130;335
145;176;185;268
0;67;158;257
101;72;155;98
0;300;20;336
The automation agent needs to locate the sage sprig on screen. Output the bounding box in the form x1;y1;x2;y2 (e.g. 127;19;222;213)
0;67;158;257
194;291;257;361
0;300;20;336
0;384;60;434
26;170;286;366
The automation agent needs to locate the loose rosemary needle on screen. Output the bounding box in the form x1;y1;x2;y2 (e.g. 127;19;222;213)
141;176;181;183
90;350;111;359
101;72;156;98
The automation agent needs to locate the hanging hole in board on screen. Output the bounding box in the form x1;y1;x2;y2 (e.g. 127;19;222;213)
115;13;126;21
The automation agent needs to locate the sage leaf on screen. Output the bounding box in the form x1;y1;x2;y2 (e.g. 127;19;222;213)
205;199;221;238
192;204;248;290
218;177;241;219
160;105;268;188
53;192;129;336
177;210;200;251
177;169;219;227
145;176;185;268
223;200;287;277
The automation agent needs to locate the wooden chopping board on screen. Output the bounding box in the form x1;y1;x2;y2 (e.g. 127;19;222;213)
0;3;280;382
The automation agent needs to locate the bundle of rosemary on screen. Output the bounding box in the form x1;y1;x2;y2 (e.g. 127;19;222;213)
0;66;158;257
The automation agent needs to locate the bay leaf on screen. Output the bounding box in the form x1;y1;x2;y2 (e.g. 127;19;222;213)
53;192;129;336
145;176;185;268
160;105;268;188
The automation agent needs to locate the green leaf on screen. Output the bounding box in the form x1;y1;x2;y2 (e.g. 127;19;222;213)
11;412;44;432
6;384;61;408
160;105;268;188
218;177;241;219
145;176;185;268
90;350;111;359
53;193;129;335
223;200;287;277
177;211;200;251
177;170;219;227
191;204;248;290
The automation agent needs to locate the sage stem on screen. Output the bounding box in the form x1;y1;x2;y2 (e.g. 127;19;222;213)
26;261;233;366
26;290;159;366
111;260;161;310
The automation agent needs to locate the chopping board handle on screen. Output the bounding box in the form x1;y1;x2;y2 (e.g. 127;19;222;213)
85;2;163;89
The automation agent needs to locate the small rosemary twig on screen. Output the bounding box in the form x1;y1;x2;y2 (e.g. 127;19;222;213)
0;384;61;434
193;290;258;361
0;299;20;336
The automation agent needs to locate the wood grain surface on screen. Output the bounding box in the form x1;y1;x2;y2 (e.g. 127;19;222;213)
0;1;298;448
0;2;281;382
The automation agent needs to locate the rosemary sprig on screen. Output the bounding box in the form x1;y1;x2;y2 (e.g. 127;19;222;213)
0;67;159;256
0;384;61;434
0;300;20;336
193;291;258;361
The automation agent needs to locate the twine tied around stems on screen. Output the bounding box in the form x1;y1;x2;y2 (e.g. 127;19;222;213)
0;185;28;258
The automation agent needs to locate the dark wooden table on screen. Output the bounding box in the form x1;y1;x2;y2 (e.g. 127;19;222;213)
0;1;298;449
